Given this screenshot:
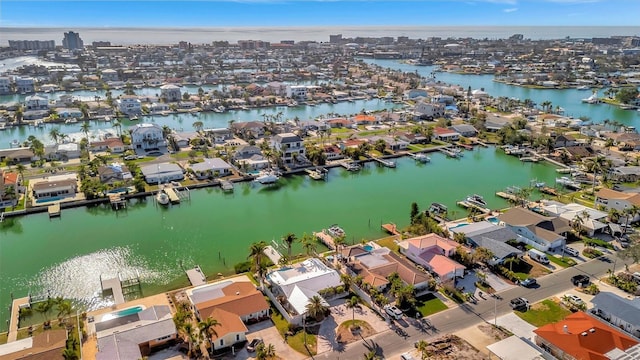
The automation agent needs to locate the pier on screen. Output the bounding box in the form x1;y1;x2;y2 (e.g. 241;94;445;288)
539;186;559;196
109;194;127;210
313;231;336;250
264;245;283;265
100;271;141;305
186;265;207;286
47;203;61;218
408;153;430;163
371;157;396;168
495;191;518;201
305;167;328;180
456;200;491;214
220;180;234;192
163;187;181;203
7;296;29;342
381;223;400;235
439;147;462;158
520;156;541;162
340;161;361;171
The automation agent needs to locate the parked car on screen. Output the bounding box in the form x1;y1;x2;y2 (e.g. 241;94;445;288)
563;294;585;307
564;247;579;257
528;249;550;264
247;338;263;352
384;305;403;320
510;297;530;311
124;155;137;160
571;274;590;287
520;278;537;288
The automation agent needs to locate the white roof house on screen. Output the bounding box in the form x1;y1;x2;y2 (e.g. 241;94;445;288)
140;163;184;184
266;258;341;316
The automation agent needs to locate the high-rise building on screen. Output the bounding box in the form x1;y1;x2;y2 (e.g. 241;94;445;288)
329;34;343;44
8;40;55;50
62;31;84;50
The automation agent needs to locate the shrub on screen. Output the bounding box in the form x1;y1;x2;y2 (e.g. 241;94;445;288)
234;260;252;274
582;248;603;259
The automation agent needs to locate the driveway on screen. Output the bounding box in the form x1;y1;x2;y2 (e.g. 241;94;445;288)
495;313;537;340
316;301;389;354
220;320;306;360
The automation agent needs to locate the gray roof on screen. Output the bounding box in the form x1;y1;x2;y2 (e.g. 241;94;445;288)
190;158;232;172
591;292;640;326
611;166;640;176
273;132;301;143
468;227;519;244
450;124;478;134
140;162;183;177
473;237;523;260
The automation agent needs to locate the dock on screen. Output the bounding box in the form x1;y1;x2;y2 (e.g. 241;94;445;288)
163;187;181;203
408;153;430;163
100;271;141;305
264;245;283;265
371;157;396;168
109;194;127;210
186;265;207;286
48;203;61;218
313;231;336;250
381;223;400;235
7;296;30;342
495;191;518;201
440;148;462;158
340;161;361;171
456;201;491;214
539;186;559;196
520;156;541;162
305;168;328;180
457;143;473;150
220;180;234;192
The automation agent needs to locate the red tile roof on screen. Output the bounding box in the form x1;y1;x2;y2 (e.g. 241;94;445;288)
534;311;639;360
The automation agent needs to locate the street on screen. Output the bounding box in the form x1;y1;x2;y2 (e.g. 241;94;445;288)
313;253;633;359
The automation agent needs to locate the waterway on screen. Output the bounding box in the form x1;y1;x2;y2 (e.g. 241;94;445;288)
0;147;558;330
363;59;640;127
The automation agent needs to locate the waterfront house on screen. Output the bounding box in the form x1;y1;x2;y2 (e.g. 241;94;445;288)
450;124;478;137
90;138;126;154
432;127;460;142
0;77;10;94
160;84;182;102
230;121;265;140
117;95;142;115
286;85;308;101
0;148;36;164
190;158;233;179
44;143;81;161
98;163;132;184
100;69;118;82
172;131;200;149
449;221;523;265
233;145;269;171
398;132;429;144
540;200;608;236
352;114;378;126
31;175;78;202
323;144;343;161
533;312;639;360
150;102;170;113
595;188;640;222
187;279;270;351
271;132;305;167
140;163;183;184
415;101;445;120
54;107;83;119
24;94;49;111
15;77;35;94
591;292;640;338
326;117;354;129
22;110;49;121
0;170;19;209
95;305;177;360
0;329;67;360
397;233;465;281
552;134;578;149
203;128;234;144
265;258;341;324
404;89;428;100
498;207;570;251
345;245;433;290
130;123;166;151
369;135;409;152
608;166;640;182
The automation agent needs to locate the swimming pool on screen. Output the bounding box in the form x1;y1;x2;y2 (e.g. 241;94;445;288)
487;217;500;225
363;245;374;252
449;223;470;230
34;196;63;204
100;305;144;322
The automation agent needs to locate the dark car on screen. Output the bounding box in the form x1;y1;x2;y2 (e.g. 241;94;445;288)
247;338;263;352
571;274;590;287
510;297;530;311
520;278;537;288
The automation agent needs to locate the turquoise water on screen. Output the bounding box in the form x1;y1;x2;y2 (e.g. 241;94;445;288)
363;245;374;251
101;305;144;321
487;217;500;225
34;196;64;204
0;147;560;330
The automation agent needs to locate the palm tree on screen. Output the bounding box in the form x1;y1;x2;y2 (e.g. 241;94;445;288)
282;232;297;260
193;121;204;132
415;339;430;360
62;348;79;360
333;234;347;267
346;296;361;321
80;121;91;140
503;256;520;272
49;128;61;144
302;234;317;256
198;316;221;354
179;322;196;357
113;119;122;137
55;297;73;323
248;241;268;287
363;349;378;360
34;298;55;327
305;295;329;322
340;273;353;292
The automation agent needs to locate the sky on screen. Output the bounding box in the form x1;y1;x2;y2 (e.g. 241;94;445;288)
1;0;639;28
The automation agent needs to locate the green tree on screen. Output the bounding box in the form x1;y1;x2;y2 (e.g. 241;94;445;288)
615;87;640;104
305;295;329;322
248;241;268;287
415;339;430;360
193;121;204;132
503;256;520;272
346;296;361;321
198;316;221;354
49;128;62;144
80;121;91;140
282;232;297;260
410;202;420;224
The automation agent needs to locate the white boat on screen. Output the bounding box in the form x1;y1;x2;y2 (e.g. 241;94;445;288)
410;153;431;163
10;139;20;148
577;85;590;90
156;191;170;206
255;171;280;185
130;115;139;121
65;118;78;124
104;116;111;122
581;94;599;104
326;224;345;238
466;194;487;208
555;177;582;190
429;202;448;215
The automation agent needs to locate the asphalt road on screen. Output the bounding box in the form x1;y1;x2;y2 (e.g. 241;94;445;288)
313;253;634;360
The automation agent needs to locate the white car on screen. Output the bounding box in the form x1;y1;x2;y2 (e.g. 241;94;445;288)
564;247;579;257
384;305;403;320
564;294;585;306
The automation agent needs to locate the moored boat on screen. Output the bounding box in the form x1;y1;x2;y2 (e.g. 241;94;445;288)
156;191;170;206
466;194;487;208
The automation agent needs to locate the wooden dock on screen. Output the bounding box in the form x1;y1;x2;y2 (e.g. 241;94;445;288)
109;194;127;210
539;186;559;196
48;203;60;218
381;223;400;235
264;245;283;265
371;157;396;168
340;161;361;171
520;156;541;162
7;296;30;342
456;200;491;214
186;265;207;286
164;187;180;203
220;180;234;192
313;231;336;250
495;191;518;201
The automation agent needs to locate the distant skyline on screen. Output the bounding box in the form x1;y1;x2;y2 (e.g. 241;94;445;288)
2;0;640;28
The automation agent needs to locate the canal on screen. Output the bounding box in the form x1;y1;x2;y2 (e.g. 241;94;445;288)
0;147;558;329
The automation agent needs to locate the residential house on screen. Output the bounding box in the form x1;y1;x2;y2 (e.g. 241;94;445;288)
553;134;578;149
100;69;118;82
266;258;341;323
54;107;83;119
323;145;343;161
31;175;78;201
450;221;523;265
397;233;465;281
265;81;287;96
608;166;640;183
595;188;640;222
24;95;49;110
234;146;269;171
271;132;305;167
498;207;570;251
404;89;428;100
98;163;132;184
0;148;36;164
534;312;639;360
140;163;183;184
130;123;166;151
150;102;170;113
90;138;126;154
0;77;10;94
369;135;408;151
190;158;233;179
160;84;182;102
450;124;478;137
45;143;81;161
0;170;19;209
352;114;378;126
230;121;265;140
15;77;35;93
286;85;308;101
591;292;640;339
95;305;178;360
398;132;428;144
432;127;460;142
326;117;354;129
187;279;270;351
203;128;234;144
0;329;67;360
415;101;445;119
172;131;200;149
117;95;142;115
561;146;595;161
540;200;608;236
299;120;329;133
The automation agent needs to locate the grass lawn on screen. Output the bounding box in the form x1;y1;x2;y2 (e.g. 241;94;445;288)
516;299;571;327
415;293;448;317
287;330;317;356
407;144;427;151
376;236;400;253
547;255;577;268
330;127;352;133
